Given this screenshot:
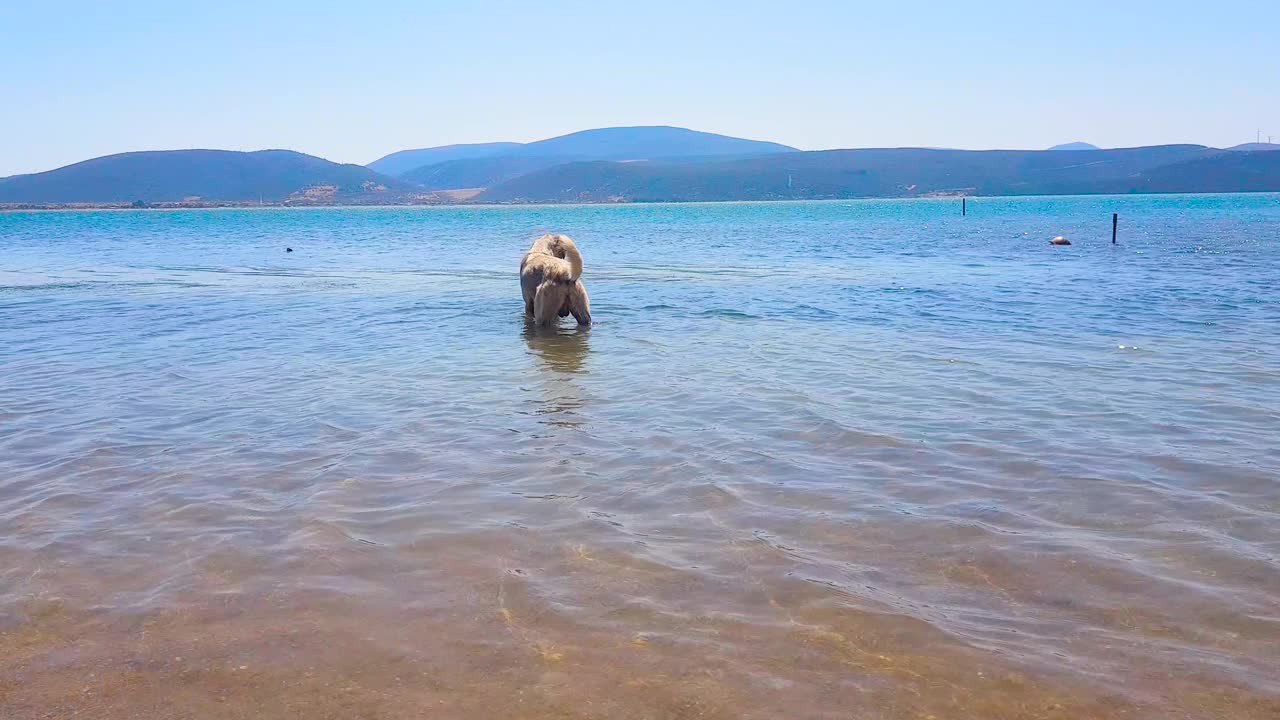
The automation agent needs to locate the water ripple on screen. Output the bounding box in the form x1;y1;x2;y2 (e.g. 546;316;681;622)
2;197;1279;718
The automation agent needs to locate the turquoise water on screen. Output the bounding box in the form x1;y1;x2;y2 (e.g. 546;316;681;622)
2;196;1278;718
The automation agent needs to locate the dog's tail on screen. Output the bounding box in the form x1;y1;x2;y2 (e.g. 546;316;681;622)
553;234;583;282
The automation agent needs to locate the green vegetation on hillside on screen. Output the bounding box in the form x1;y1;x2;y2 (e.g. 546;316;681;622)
477;145;1267;202
5;134;1279;206
0;149;410;204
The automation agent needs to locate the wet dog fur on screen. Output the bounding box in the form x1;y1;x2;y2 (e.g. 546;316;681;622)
520;233;591;327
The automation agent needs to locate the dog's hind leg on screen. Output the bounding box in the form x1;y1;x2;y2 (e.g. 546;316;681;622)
566;281;591;326
533;282;568;327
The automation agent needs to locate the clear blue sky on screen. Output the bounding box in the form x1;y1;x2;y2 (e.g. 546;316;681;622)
2;0;1276;176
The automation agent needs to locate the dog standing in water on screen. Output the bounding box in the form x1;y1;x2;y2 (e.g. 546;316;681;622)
520;233;591;327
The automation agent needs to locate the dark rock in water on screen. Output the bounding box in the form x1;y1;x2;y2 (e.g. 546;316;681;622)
1050;236;1072;246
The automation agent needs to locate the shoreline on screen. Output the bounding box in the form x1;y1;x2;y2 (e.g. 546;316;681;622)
3;189;1279;213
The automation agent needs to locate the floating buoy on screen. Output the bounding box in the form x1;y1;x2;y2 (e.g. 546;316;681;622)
1050;236;1072;246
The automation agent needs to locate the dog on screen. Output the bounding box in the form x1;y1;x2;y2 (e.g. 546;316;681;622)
520;233;591;327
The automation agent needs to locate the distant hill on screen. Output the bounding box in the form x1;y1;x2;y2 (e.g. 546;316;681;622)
0;149;410;204
1048;142;1101;151
387;126;799;192
477;145;1219;202
1090;150;1280;194
399;150;800;192
380;126;798;183
400;155;575;191
1225;143;1280;153
501;126;796;160
9;141;1276;206
366;142;522;176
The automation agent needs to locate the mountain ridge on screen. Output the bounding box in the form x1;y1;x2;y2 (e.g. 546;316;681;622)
370;126;798;181
1226;143;1280;153
1048;142;1102;151
5;133;1280;206
0;149;411;204
498;125;797;160
367;142;522;176
476;145;1266;203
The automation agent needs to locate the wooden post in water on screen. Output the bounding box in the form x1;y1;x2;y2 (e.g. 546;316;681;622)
1112;213;1118;244
962;198;966;216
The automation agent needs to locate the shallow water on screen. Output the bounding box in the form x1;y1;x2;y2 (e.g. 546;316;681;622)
1;196;1278;719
